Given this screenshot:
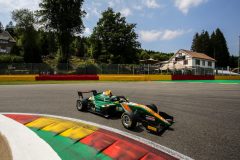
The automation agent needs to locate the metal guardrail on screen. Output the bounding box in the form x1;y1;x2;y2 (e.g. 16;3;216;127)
0;63;238;75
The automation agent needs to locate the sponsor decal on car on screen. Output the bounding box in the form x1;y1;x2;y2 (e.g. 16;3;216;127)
146;115;155;121
147;126;157;132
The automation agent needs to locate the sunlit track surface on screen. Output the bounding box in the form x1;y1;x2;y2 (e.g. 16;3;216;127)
0;82;240;160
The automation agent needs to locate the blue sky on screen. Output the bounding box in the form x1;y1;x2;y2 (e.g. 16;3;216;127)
0;0;239;55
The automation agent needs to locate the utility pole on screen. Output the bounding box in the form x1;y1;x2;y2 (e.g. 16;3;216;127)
238;36;240;74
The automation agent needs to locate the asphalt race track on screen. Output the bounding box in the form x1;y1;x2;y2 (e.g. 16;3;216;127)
0;82;240;160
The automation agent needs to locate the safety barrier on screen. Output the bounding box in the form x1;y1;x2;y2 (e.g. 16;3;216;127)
98;74;145;81
98;74;172;81
145;75;172;81
215;75;240;80
35;75;99;81
0;75;37;81
1;74;240;81
172;75;214;80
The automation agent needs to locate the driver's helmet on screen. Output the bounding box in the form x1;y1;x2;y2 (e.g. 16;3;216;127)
103;90;112;97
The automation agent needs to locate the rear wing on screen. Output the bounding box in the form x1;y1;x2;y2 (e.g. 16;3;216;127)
77;90;97;99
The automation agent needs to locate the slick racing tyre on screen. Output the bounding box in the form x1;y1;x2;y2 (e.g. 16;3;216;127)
76;99;88;111
121;112;137;129
76;100;83;111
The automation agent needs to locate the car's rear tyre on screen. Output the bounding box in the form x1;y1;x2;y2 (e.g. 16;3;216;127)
121;112;137;129
76;99;88;111
146;104;158;113
76;100;83;111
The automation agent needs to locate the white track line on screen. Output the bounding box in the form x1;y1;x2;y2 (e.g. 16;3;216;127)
1;112;193;160
219;83;238;85
0;114;61;160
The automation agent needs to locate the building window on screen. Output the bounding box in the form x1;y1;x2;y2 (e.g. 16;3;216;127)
208;61;212;67
195;59;200;65
184;60;188;65
202;60;205;66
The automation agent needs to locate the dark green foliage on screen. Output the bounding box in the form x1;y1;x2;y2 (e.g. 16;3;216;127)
229;55;238;68
72;36;88;57
5;21;16;38
0;22;3;32
138;49;173;62
12;9;42;63
211;28;230;67
38;0;85;63
39;31;58;56
191;28;230;67
12;9;35;30
191;33;199;52
10;44;21;56
91;8;140;64
191;30;211;56
0;54;24;63
22;26;42;63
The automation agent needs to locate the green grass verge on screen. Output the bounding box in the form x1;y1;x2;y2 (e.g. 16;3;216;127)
168;80;240;84
1;80;240;85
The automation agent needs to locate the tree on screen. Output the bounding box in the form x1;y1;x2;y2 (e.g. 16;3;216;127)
22;27;42;63
191;33;199;51
12;9;35;30
73;36;88;58
191;31;211;56
0;21;3;32
191;28;230;67
211;28;230;67
229;55;238;68
37;0;86;63
5;21;16;38
91;8;140;64
38;30;58;56
12;9;42;63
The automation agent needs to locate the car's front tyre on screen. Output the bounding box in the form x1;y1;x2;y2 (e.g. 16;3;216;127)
121;112;137;129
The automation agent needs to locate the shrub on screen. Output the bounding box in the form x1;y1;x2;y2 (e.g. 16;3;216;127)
0;54;24;63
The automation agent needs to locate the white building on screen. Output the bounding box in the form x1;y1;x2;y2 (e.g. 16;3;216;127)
161;49;216;75
0;31;16;54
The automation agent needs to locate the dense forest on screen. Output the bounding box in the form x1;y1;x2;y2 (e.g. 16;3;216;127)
0;0;238;68
191;29;238;68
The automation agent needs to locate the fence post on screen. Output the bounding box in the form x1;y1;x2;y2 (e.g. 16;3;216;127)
118;64;119;74
133;65;135;75
148;64;150;75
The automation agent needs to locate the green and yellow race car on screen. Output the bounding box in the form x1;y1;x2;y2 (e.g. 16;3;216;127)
76;90;174;134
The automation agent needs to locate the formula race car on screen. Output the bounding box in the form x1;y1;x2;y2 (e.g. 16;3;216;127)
76;90;174;134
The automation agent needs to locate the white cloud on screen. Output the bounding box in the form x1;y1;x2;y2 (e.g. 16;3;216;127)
107;0;123;7
0;0;40;13
85;6;101;18
140;29;191;42
161;29;186;40
174;0;207;14
140;30;162;42
120;8;132;17
108;1;115;7
145;0;160;9
84;27;92;35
